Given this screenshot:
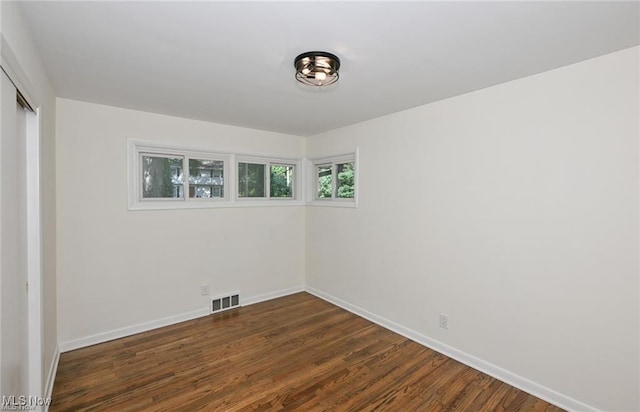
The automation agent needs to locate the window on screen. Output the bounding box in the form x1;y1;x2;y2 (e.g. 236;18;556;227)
311;153;357;205
128;139;302;209
129;140;229;210
237;157;297;200
140;152;226;203
336;161;355;199
316;164;332;199
141;154;184;199
190;158;224;198
238;162;266;198
270;164;294;198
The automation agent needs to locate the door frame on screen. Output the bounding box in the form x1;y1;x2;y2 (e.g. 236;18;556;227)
1;34;43;399
25;105;42;398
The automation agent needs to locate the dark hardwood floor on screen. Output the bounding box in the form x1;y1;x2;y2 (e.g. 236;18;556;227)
51;292;564;411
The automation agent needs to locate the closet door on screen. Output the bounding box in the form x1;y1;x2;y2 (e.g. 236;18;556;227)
0;69;30;400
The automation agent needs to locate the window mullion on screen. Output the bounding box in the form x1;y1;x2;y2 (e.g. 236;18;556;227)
183;156;189;201
243;164;248;196
266;162;271;199
332;163;337;200
138;152;145;202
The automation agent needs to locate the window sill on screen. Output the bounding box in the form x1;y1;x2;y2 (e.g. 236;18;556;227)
306;200;358;208
128;200;305;211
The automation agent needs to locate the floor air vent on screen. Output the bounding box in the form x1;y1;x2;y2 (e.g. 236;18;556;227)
211;293;240;314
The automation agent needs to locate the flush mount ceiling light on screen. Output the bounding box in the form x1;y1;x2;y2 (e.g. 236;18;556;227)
294;51;341;86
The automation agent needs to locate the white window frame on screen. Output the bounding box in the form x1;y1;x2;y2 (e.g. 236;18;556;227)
187;155;227;201
128;139;304;210
308;151;358;208
128;139;229;210
138;152;186;201
236;155;301;203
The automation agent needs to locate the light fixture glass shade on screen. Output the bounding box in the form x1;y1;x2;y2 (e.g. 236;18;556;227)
294;51;340;86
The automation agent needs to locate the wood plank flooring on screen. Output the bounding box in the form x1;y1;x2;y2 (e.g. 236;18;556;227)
51;292;564;411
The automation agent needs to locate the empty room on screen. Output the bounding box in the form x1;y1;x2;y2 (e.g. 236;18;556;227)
0;1;638;411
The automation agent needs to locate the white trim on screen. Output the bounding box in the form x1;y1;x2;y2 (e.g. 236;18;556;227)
0;35;39;110
128;138;302;162
241;286;305;307
2;33;46;402
304;286;599;412
128;139;231;209
129;199;305;211
25;107;43;399
306;200;358;209
307;149;358;207
236;156;300;202
127;138;304;210
58;307;210;352
43;345;59;412
309;153;355;165
52;285;596;411
58;286;304;352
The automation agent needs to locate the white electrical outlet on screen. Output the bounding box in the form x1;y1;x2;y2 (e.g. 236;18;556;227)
439;314;449;330
201;285;210;296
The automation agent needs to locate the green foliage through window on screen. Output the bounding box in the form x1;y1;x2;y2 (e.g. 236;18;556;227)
317;165;332;198
238;162;266;198
315;160;355;200
133;142;307;207
270;165;294;198
142;155;184;198
336;162;354;198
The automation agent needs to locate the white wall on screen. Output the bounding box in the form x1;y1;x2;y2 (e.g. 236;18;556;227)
0;0;57;398
306;47;639;411
56;99;306;346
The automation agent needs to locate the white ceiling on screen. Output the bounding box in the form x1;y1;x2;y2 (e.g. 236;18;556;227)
19;1;640;137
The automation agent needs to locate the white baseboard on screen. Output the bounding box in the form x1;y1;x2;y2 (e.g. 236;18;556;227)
305;286;599;412
58;286;305;353
56;285;595;411
242;285;305;306
44;344;59;412
58;307;210;352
